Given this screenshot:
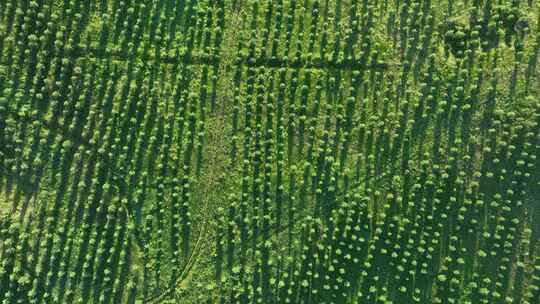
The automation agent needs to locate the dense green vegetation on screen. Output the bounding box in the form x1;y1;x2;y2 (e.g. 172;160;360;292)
0;0;539;303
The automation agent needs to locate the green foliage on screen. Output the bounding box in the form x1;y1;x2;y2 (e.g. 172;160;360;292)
0;0;539;303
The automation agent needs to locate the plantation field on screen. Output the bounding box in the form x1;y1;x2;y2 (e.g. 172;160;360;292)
0;0;540;303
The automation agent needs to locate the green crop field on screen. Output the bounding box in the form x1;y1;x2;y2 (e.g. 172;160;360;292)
0;0;539;303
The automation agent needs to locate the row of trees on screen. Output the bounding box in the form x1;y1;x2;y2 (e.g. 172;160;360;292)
0;0;538;303
213;0;540;303
0;0;225;302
